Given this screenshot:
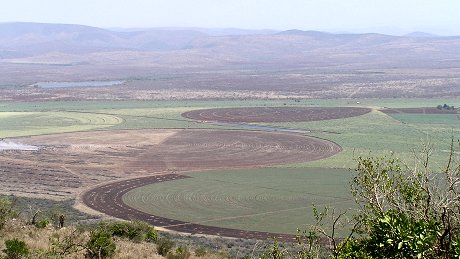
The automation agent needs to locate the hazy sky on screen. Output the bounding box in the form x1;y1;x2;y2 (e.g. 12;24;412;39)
2;0;460;35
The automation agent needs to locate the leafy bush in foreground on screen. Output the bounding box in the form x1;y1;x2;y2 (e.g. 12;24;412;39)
85;229;116;259
157;238;175;256
167;246;190;259
3;239;29;259
99;220;158;242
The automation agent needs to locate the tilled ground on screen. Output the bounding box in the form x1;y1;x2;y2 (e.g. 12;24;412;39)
182;107;371;123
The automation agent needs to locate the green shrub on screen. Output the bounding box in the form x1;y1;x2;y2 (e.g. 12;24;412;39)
35;218;50;228
364;210;439;258
157;238;175;256
85;229;116;258
259;240;288;259
167;246;190;259
3;239;29;259
101;220;157;242
145;227;158;242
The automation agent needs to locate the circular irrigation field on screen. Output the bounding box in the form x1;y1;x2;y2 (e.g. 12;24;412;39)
182;107;371;123
83;174;305;241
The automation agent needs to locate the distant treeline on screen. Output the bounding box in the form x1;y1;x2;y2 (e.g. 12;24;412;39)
437;103;456;110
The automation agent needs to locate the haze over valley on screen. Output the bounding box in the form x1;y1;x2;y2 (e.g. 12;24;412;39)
1;22;460;101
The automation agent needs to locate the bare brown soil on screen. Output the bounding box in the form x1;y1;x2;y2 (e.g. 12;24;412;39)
182;107;371;123
380;107;459;114
0;129;340;200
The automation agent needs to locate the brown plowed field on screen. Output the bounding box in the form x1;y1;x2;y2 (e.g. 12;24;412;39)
129;129;341;171
380;107;459;114
82;174;297;242
0;129;340;200
182;107;371;123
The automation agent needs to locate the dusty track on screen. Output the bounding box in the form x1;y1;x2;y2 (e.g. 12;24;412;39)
82;174;297;241
182;107;371;123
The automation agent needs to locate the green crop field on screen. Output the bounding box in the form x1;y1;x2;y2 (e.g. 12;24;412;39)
122;168;354;235
0;111;122;137
388;113;460;125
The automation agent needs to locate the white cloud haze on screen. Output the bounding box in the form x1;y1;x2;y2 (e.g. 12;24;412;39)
1;0;459;35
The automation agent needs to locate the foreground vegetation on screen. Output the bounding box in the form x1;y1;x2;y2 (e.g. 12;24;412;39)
0;206;233;258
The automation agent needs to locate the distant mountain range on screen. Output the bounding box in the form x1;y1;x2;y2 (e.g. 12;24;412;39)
1;22;460;70
404;31;439;38
0;22;210;57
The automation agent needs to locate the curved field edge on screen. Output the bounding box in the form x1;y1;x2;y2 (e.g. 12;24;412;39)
121;168;354;235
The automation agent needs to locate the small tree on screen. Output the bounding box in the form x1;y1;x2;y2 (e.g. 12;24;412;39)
48;228;86;257
337;139;460;257
85;229;116;259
